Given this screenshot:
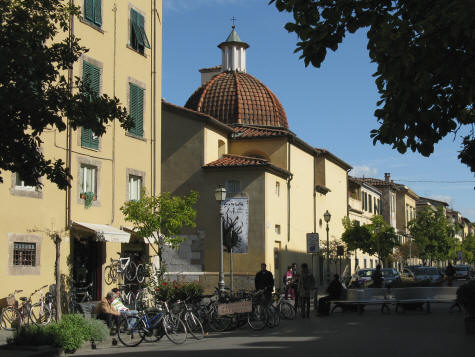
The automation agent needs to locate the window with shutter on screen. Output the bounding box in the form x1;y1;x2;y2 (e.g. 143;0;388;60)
84;0;102;27
81;61;100;149
130;9;150;54
129;83;144;137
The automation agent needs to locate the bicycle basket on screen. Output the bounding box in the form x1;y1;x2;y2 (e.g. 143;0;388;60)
0;294;16;308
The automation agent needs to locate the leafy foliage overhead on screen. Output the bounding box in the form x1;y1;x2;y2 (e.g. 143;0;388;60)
0;0;133;189
270;0;475;171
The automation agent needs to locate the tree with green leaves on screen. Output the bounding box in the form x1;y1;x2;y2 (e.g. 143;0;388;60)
393;241;420;264
120;190;199;272
0;0;132;189
408;207;456;263
365;215;400;264
270;0;475;171
342;215;399;265
461;233;475;265
342;216;372;254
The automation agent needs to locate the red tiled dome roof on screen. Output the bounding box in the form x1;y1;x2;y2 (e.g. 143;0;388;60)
185;71;289;129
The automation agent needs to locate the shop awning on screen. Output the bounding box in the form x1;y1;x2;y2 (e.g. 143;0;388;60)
121;226;162;244
72;222;131;243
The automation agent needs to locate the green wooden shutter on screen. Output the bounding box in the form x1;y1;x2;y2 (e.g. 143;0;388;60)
129;83;144;137
130;9;138;48
94;0;102;26
137;13;150;49
84;0;94;22
81;61;100;149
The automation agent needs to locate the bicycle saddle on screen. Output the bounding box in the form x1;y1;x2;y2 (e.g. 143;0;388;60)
20;297;28;302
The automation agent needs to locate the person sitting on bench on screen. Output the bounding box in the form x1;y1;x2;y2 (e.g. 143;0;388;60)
96;292;121;330
317;274;343;316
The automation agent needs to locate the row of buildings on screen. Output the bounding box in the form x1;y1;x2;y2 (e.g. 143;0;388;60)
1;1;473;299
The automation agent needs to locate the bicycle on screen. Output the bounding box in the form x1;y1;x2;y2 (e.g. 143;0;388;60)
29;285;54;326
1;285;52;330
68;282;93;314
175;297;205;340
104;253;136;284
117;301;187;347
272;289;296;320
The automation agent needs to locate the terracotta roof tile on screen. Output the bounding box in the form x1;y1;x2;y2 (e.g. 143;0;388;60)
203;154;291;178
231;125;290;138
185;72;289;129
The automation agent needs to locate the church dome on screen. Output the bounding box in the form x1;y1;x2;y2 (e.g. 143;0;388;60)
185;71;289;129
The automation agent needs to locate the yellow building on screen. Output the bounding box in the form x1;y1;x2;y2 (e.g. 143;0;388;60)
0;0;162;300
347;177;382;271
161;28;351;290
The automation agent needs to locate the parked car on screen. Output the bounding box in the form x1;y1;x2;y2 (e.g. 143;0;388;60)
401;267;416;279
412;267;443;282
454;265;473;280
357;268;375;287
382;268;401;285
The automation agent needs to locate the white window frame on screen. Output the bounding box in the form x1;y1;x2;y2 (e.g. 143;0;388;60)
128;175;142;201
80;164;97;195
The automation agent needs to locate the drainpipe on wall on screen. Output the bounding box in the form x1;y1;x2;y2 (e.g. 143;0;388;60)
287;140;293;242
66;0;75;230
151;0;158;197
111;3;117;224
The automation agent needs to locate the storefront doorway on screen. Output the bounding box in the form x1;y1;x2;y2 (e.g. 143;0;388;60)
72;237;104;300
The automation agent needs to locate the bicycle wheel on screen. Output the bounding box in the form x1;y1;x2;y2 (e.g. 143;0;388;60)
136;264;146;283
279;301;296;320
185;312;205;340
142;311;164;343
267;305;280;328
30;303;52;326
208;307;232;332
163;314;187;344
247;304;267;331
125;261;137;282
104;265;114;285
1;307;22;331
117;315;146;347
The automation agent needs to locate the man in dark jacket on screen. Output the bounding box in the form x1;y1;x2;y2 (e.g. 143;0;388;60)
317;274;344;316
255;263;274;303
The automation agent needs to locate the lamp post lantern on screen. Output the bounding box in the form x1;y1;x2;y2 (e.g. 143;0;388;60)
215;186;227;293
323;210;331;284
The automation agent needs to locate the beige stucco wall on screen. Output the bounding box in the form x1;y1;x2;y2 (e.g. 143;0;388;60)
0;1;162;300
203;127;228;164
229;138;288;169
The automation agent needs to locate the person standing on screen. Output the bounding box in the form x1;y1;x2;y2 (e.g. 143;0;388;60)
291;263;300;309
283;266;294;300
297;263;315;318
445;262;456;286
372;264;383;288
255;263;274;303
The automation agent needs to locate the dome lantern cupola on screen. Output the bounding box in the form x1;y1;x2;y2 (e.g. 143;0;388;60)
218;27;249;73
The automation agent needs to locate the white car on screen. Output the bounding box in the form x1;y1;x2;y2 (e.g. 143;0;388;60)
454;265;472;280
412;267;443;282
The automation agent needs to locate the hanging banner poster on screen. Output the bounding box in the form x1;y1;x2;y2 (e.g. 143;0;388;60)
220;197;249;253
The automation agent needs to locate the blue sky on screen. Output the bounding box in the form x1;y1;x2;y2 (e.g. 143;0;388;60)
162;0;475;221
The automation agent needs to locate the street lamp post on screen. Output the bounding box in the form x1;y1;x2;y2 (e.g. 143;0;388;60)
323;210;331;284
214;185;227;293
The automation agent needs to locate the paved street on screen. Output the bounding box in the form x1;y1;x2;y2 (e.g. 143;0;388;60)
72;304;474;357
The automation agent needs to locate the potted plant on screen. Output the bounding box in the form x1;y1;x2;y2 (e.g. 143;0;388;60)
80;192;96;208
456;280;475;334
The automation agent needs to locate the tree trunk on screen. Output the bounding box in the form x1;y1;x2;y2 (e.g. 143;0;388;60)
55;235;62;321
